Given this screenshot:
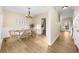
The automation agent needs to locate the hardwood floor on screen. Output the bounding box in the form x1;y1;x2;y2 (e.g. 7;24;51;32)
48;32;78;53
0;32;78;53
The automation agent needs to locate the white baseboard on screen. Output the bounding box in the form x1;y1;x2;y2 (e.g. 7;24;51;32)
48;33;60;46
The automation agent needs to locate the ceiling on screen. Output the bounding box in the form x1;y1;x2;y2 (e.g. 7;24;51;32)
3;6;50;16
55;6;74;17
3;6;76;17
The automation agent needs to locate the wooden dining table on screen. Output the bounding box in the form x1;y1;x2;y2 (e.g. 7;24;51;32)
9;28;36;39
9;30;25;38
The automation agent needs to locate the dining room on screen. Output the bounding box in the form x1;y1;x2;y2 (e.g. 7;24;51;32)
0;6;60;53
0;6;49;52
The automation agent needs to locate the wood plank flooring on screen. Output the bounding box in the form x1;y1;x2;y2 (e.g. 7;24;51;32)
0;32;78;53
48;32;78;53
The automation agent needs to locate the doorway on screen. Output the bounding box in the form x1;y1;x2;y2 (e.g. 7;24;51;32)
41;18;46;35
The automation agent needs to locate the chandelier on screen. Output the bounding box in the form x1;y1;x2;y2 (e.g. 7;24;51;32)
25;8;32;19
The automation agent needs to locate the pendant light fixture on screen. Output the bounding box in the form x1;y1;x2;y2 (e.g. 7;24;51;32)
25;8;32;19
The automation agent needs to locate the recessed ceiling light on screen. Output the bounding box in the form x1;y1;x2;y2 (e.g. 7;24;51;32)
62;6;68;9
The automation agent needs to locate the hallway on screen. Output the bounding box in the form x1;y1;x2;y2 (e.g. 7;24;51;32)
49;32;78;53
0;32;78;53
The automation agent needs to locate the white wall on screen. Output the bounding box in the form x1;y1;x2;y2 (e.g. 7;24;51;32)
73;14;79;48
73;8;79;49
3;9;31;28
47;7;60;45
32;12;48;35
0;7;3;49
